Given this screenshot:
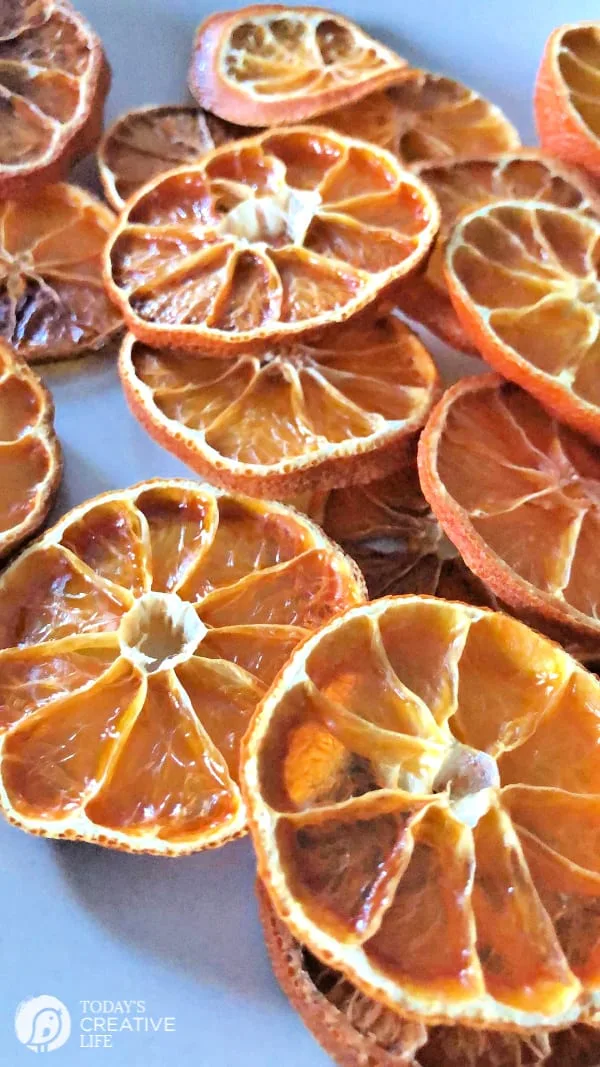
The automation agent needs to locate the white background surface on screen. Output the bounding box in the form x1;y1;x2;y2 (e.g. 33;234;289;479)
3;1;599;1064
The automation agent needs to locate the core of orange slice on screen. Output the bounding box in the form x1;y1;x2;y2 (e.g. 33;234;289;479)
104;127;440;353
444;199;600;441
118;315;439;499
0;338;61;558
0;479;364;855
536;22;600;179
396;150;600;354
0;0;110;197
0;181;121;362
242;593;600;1030
188;5;408;127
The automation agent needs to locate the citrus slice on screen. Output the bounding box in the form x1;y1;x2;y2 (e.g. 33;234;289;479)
536;22;600;179
445;199;600;441
0;0;110;197
242;594;600;1030
0;181;121;362
258;879;600;1067
118;315;439;498
104;127;440;353
0;338;61;558
188;6;408;127
0;479;364;854
98;105;253;212
395;151;600;354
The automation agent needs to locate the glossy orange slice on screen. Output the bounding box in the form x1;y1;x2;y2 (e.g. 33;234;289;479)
242;593;600;1031
118;315;439;498
188;5;407;127
445;199;600;440
536;22;600;179
0;479;364;854
0;0;110;197
104;126;440;353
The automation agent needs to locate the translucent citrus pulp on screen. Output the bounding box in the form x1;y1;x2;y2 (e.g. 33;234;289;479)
104;127;440;353
0;181;121;362
242;594;600;1030
188;5;408;127
444;199;600;441
0;479;364;854
118;315;439;498
0;0;109;196
536;22;600;178
0;338;61;557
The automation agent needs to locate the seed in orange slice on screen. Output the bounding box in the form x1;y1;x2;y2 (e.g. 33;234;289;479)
536;22;600;179
188;5;408;127
242;593;600;1030
104;126;440;353
0;182;121;362
444;199;600;441
0;479;364;854
0;0;110;197
395;150;600;354
118;314;439;499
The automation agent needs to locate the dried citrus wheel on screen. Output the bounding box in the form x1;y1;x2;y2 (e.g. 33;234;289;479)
242;593;600;1031
0;0;110;197
104;127;440;353
0;479;365;855
444;199;600;441
98;105;253;213
118;315;439;499
0;182;121;362
536;23;600;179
0;338;61;558
188;5;408;127
396;151;600;354
257;879;600;1067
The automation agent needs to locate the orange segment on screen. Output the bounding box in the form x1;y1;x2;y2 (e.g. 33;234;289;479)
536;22;600;179
198;625;308;688
135;484;217;594
61;499;150;595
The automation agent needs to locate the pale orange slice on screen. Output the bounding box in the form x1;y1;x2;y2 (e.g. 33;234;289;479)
536;22;600;178
0;479;364;854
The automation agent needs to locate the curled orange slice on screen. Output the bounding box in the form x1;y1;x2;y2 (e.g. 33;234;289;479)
188;5;408;127
104;127;440;353
536;22;600;179
0;0;110;197
445;199;600;441
242;594;600;1030
0;479;364;855
118;315;439;498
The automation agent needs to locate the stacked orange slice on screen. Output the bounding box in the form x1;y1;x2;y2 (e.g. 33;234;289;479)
536;22;600;178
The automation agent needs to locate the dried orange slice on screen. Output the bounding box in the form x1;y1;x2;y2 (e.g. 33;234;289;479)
188;6;407;127
0;182;121;362
98;105;253;212
0;0;110;197
445;199;600;441
242;593;600;1031
118;315;439;499
396;151;600;354
536;22;600;179
104;127;440;353
0;338;61;558
0;479;364;854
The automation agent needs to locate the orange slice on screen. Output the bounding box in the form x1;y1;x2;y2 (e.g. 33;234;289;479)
104;126;440;353
0;338;61;558
396;151;600;354
0;479;364;854
444;199;600;441
188;5;408;127
98;105;253;212
536;22;600;179
0;0;110;197
118;315;439;498
242;594;600;1031
0;181;121;362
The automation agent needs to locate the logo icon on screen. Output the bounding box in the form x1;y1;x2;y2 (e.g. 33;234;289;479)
15;996;71;1053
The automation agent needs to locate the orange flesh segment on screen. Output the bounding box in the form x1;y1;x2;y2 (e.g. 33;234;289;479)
61;500;150;595
0;437;52;532
135;486;216;593
560;26;600;139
